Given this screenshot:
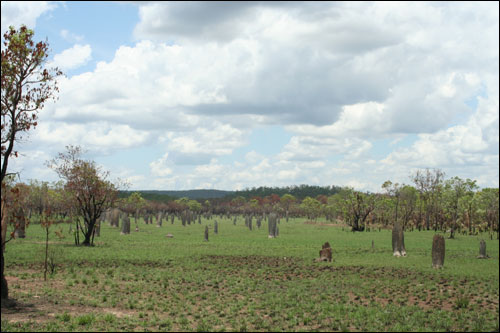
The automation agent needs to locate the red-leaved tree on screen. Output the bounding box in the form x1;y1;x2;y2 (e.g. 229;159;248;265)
1;25;62;300
48;146;119;246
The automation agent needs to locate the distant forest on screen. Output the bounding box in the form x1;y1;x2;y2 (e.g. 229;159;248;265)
119;185;343;202
228;185;343;200
118;189;232;202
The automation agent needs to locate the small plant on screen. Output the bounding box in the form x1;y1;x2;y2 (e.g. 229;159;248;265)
455;296;470;309
158;319;172;330
47;248;58;276
196;319;212;332
76;313;95;326
58;312;71;323
103;313;116;323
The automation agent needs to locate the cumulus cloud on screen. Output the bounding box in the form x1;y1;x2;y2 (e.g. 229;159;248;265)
164;123;247;157
32;120;151;155
8;2;499;191
149;152;173;177
1;1;57;33
380;80;499;187
51;44;92;70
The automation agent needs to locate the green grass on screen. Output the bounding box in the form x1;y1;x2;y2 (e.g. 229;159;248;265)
2;216;499;332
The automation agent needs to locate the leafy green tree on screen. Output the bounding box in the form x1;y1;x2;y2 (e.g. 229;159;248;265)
476;188;499;238
373;194;394;227
443;177;478;238
342;188;376;231
281;193;296;221
187;199;202;212
382;180;402;226
300;196;322;221
411;169;445;230
381;181;418;230
398;185;418;230
326;193;345;222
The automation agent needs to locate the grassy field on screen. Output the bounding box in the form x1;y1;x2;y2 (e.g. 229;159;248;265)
2;216;499;332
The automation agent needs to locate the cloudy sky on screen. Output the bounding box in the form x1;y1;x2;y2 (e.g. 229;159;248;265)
2;1;499;192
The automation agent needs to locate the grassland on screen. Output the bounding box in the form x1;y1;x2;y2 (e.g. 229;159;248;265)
1;216;499;332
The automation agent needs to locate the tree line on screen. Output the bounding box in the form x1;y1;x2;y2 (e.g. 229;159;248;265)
226;184;343;200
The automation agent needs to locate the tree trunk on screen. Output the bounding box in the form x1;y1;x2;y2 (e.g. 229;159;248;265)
1;245;7;299
82;220;96;246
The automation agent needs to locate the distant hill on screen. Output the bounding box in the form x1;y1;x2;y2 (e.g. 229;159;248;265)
119;189;234;201
120;185;343;202
146;189;234;199
229;185;343;200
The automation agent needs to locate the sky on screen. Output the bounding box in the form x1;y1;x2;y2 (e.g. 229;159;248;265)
1;1;499;192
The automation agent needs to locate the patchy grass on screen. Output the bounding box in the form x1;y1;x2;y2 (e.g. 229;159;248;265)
2;216;499;331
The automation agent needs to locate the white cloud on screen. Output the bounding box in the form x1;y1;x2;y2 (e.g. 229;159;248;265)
278;135;372;162
149;153;173;177
1;1;57;33
33;121;150;154
51;44;92;70
380;81;499;187
8;2;499;191
165;123;247;156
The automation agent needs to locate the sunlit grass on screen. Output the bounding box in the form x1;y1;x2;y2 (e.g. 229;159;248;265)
2;216;499;331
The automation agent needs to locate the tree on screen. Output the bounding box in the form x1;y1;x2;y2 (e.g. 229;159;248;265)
48;146;118;246
340;188;375;231
1;25;62;182
381;181;418;230
1;25;62;300
477;188;499;239
300;196;322;220
443;177;477;238
411;169;445;230
382;180;402;227
281;194;296;222
398;185;418;230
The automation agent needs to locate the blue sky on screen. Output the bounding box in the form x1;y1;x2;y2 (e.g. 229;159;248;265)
2;1;499;191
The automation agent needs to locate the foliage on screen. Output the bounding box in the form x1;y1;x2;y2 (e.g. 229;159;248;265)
47;145;118;246
1;25;63;182
227;184;342;200
300;196;322;220
1;24;62;300
118;190;175;203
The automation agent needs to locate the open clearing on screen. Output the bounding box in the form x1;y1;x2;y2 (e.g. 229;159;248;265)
2;217;499;332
